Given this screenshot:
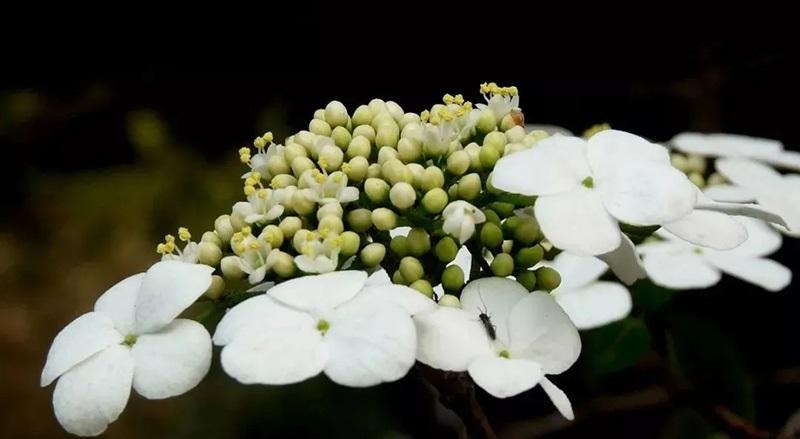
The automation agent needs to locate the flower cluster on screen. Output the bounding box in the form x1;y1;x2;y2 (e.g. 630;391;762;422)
42;85;796;436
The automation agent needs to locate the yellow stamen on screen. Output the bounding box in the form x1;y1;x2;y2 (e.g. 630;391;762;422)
178;227;191;242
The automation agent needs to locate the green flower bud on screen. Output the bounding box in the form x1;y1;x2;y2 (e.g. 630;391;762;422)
279;216;303;239
480;222;503;249
392;270;408;285
535;266;561;291
500;114;517;132
409;279;434;298
353;124;376;144
476;108;497;134
671;154;690;172
485;172;503;195
204;275;226;300
331;126;352;150
504;143;526;156
382;158;413;185
448;183;459;200
317;202;344;220
688;171;705;188
390;235;409;256
448;140;463;155
399;113;421;130
515;245;544;269
505;126;526;143
707;172;726;186
324;100;349;128
378;146;399;165
516;271;537;291
421;166;445;191
483;131;507;156
367;163;382;179
294;130;316;150
360;243;386;267
368;98;387;115
318;215;344;235
386;101;404;122
201;231;223;247
687;154;708;174
271;174;297;188
438;294;461;308
442;265;465;292
284;143;308;164
489;201;515;218
291;156;316;178
261;225;284;248
407;163;425;188
365;178;390;203
371;208;397;231
407;228;431;256
293;188;317;215
447;150;470;175
479;145;500;169
390;182;417;210
434;236;458;263
524;130;549;147
346;135;371;159
352;105;373;126
401;122;423;141
376;124;400;148
339;231;361;257
313;108;326;121
266;154;290;176
399;256;424;283
503;216;523;238
272;251;297;278
421;188;448;214
458;173;482;200
398;137;422;163
464;143;482;171
214;214;234;242
346;208;373;232
372;112;396;131
344;156;369;182
293;229;315;252
319;145;344;172
482;208;502;226
491;253;514;277
230;206;247;231
220;256;245;279
514;217;542;245
309;118;332;137
198;241;223;266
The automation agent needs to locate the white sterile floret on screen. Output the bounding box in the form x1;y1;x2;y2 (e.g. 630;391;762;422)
671;132;800;171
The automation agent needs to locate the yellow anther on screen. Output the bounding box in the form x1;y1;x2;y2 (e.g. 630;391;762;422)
156;243;167;254
330;235;344;247
332;173;343;184
249;241;261;250
443;93;454;105
241;226;252;237
341;162;351;173
245;177;257;187
302;242;315;256
232;232;244;243
306;231;317;241
244;185;256;196
318;157;329;169
164;241;176;253
480;82;490;94
254;137;266;149
178;227;191;242
454;94;464;105
420;110;430;122
239;147;251;156
319;227;331;238
164;234;175;244
314;172;327;184
463;101;473;111
235;243;246;254
251;171;262;182
262;131;274;144
509;86;518;96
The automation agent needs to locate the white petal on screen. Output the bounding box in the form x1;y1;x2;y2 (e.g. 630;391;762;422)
704;253;791;292
636;239;686;255
703;184;756;203
492;135;589;196
467;356;543;398
267;270;367;315
549;252;607;290
135;261;214;334
755;188;800;237
535;188;621;256
389;226;411;238
663;210;747;250
641;250;721;290
294;254;337;274
451;246;474;282
414;308;493;371
366;269;391;285
323;299;417;386
213;295;281;345
761;149;800;171
696;189;787;227
219;304;326;385
355;284;437;315
94;273;144;335
52;345;133;437
596;161;696;226
41;312;122;387
130;319;211;399
671;132;783;158
716;158;782;190
508;292;581;375
725;217;782;257
338;186;360;203
461;277;527;345
554;282;632;330
587;130;670;170
598;233;647;285
540;377;575;420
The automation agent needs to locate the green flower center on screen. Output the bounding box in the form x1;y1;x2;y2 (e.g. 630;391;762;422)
581;176;594;188
122;334;138;347
317;319;330;334
498;350;510;359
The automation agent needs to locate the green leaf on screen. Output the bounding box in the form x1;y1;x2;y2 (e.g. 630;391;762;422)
583;317;652;375
631;279;677;313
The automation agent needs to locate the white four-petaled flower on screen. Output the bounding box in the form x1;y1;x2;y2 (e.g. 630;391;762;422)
41;261;214;437
442;201;487;244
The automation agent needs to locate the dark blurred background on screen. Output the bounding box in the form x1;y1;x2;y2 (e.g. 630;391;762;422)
1;41;798;438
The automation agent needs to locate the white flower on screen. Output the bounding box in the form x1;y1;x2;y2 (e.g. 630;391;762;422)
540;252;632;330
243;188;286;225
161;241;199;263
492;130;697;256
477;84;520;121
442;201;487;244
705;158;800;237
213;271;436;387
638;217;791;292
294;234;342;274
231;231;278;284
243;143;284;180
414;278;580;419
40;261;214;436
671;132;800;171
299;169;359;205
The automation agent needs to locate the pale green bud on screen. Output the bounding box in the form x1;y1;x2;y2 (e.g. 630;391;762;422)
292;229;315;253
398;137;422;163
340;231;361;257
671;153;690;172
346;208;373;232
313;108;326;121
491;253;514;277
346;135;371;159
458;173;482;200
220;255;245;279
352;105;373;126
279;216;303;239
421;188;448;214
514;217;541;245
318;215;344;235
500;114;517;132
480;222;503;249
687;154;707;174
309;119;332;137
707;172;726;186
293;188;317;215
198;241;223;266
504;142;526;156
284;143;308;164
368;98;387;116
286;135;295;144
294;130;316;150
479;145;500;169
353;124;376;144
367;163;382;179
399;256;424;283
214;214;234;242
447;150;470;175
332;126;352;150
505;125;526;143
448;140;463;155
272;251;297;278
399;113;421;130
409;279;434;298
324;100;349;128
390;235;409;256
271;174;297;189
442;265;465;292
261;225;284;248
523;130;548;147
378;146;399;165
392;270;408;285
689;171;705;187
439;294;461;308
434;236;458;263
371;208;397;231
476;108;497;134
448;184;459;200
201;231;223;247
386;100;404;122
382;158;413;185
317;202;344;220
407;228;431;256
318;145;344;172
407;163;425;188
401;122;423;141
267;154;291;176
372;112;397;131
345;156;369;182
515;245;544;269
535;266;561;291
464;143;482;171
483;131;507;156
360;243;386;267
390;182;416;210
204;275;226;300
421;166;445;191
486;172;503;195
291;156;316;178
516;271;537;291
376;124;400;148
365;178;390;203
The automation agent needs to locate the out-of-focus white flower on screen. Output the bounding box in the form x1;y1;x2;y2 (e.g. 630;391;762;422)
442;201;487;244
41;262;214;436
671;132;800;171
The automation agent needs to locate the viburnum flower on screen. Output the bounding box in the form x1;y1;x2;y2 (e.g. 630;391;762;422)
671;132;800;171
704;158;800;237
294;233;342;274
638;217;791;291
300;169;359;205
213;271;435;387
442;200;487;244
477;83;520;121
157;228;199;263
230;228;280;283
41;261;214;436
414;277;581;419
539;252;632;330
239;187;286;226
493;130;697;256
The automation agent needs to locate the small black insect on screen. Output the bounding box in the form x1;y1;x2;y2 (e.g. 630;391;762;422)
477;288;496;340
